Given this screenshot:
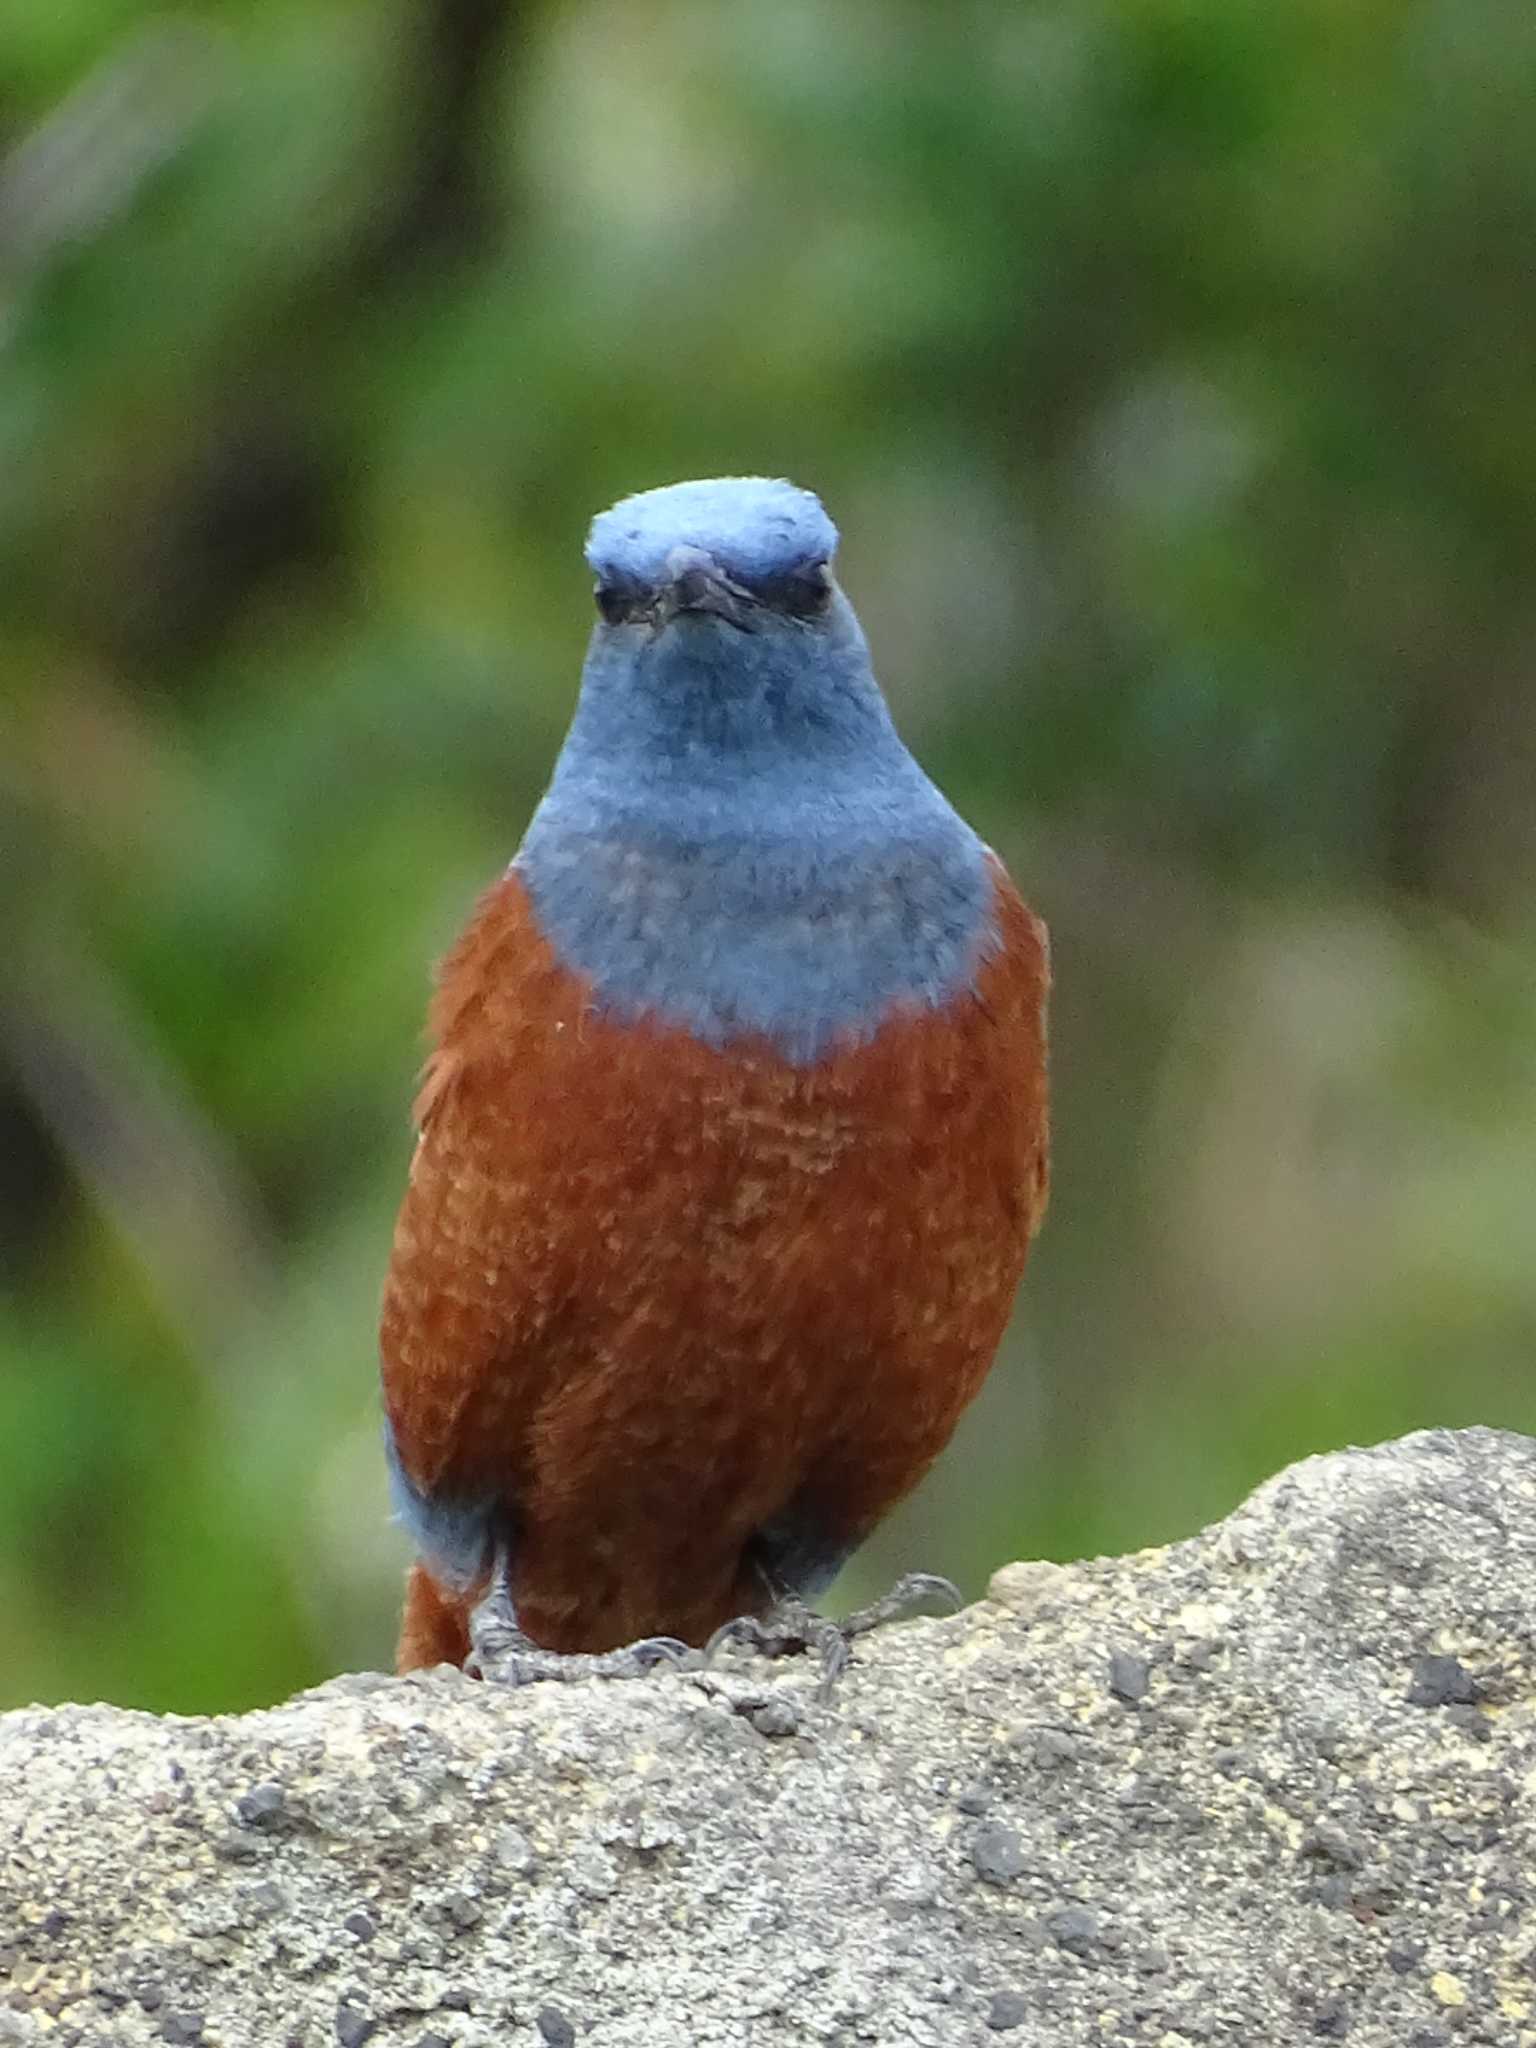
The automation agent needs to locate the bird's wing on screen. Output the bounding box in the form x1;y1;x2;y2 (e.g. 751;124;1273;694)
982;852;1051;1242
380;872;591;1507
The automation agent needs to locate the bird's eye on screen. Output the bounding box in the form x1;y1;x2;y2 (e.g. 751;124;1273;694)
594;583;632;625
779;562;834;617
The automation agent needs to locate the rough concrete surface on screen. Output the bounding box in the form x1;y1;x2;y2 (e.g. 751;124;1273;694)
3;1427;1536;2047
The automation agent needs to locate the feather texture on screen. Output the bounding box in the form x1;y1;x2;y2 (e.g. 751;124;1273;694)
382;862;1048;1662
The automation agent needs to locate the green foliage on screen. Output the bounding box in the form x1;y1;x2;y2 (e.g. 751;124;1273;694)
3;0;1534;1710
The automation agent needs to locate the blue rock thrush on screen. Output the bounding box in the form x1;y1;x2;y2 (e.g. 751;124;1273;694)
381;476;1050;1691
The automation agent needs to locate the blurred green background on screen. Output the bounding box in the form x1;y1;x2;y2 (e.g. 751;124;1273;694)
3;0;1534;1713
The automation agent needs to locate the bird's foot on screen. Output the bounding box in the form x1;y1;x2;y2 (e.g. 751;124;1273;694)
468;1632;693;1686
839;1569;963;1637
706;1570;962;1702
706;1596;849;1700
465;1575;691;1686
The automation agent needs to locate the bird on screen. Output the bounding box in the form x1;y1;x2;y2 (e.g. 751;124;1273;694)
379;475;1049;1691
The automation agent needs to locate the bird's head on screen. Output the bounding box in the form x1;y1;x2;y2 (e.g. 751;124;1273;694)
586;476;840;640
574;477;885;769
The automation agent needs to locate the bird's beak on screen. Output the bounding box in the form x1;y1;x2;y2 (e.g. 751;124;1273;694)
653;547;759;633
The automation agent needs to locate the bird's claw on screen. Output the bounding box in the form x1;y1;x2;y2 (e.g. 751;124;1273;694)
704;1614;781;1659
464;1548;696;1685
706;1570;962;1702
839;1569;962;1637
706;1601;847;1701
468;1631;694;1687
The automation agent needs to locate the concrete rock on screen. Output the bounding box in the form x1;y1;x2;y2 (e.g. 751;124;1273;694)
3;1428;1535;2046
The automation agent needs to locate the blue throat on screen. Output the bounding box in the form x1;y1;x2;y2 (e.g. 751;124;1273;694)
514;478;994;1066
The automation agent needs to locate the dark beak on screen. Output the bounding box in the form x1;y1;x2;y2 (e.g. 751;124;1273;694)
653;546;759;633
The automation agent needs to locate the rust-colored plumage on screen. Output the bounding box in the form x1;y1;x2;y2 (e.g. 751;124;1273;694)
383;864;1048;1668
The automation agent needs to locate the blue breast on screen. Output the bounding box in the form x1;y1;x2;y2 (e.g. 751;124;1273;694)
515;580;995;1065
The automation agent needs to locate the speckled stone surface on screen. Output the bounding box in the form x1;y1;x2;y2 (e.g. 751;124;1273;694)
3;1428;1535;2047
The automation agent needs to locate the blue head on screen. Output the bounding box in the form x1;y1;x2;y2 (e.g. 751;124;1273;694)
516;477;994;1062
587;475;837;619
576;476;885;765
